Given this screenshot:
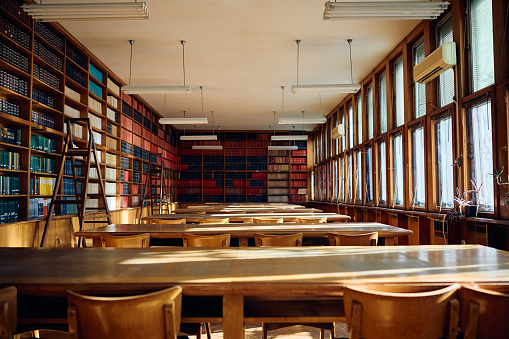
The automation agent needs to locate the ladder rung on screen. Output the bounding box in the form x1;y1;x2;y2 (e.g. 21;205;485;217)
84;219;110;223
67;150;90;157
53;199;83;205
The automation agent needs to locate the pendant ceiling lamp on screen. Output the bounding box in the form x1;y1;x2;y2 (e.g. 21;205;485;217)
161;85;208;125
291;39;360;94
192;111;223;149
268;109;299;150
22;1;150;22
178;87;213;136
278;85;326;125
323;1;450;21
123;40;192;94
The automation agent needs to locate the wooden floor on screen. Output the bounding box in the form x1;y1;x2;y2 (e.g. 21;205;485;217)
186;323;349;339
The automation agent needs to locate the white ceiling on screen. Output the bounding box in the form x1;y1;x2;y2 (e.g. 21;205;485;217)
51;0;421;131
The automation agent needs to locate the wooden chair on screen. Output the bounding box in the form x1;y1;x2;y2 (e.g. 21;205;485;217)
298;217;327;223
254;233;303;247
282;217;299;222
67;286;183;339
253;217;284;223
100;233;150;248
199;218;229;224
459;285;509;339
183;233;231;247
152;218;187;224
328;232;378;246
343;283;460;339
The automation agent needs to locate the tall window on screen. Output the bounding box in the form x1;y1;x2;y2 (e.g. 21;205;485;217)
434;113;454;208
394;58;404;127
348;103;354;148
347;153;353;202
340;157;345;201
334;115;339;155
411;124;425;207
340;109;345;152
470;0;494;92
367;85;374;139
355;150;362;203
413;39;426;118
380;73;387;133
324;124;328;159
437;16;455;107
365;146;373;203
334;159;338;201
466;97;494;212
377;140;387;205
357;95;363;144
392;132;404;206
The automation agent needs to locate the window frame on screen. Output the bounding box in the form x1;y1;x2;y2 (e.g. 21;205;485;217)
408;118;427;210
375;136;388;207
354;147;363;204
389;128;405;208
364;141;375;205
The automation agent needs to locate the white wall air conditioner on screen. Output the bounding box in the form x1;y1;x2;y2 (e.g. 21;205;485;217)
331;124;345;139
413;42;456;84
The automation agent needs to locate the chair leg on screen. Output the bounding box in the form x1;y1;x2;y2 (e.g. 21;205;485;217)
262;323;268;339
205;323;212;339
195;325;201;339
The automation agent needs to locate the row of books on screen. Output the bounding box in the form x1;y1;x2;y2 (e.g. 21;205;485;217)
35;22;63;52
30;155;55;174
291;173;307;180
34;40;62;71
65;86;81;104
106;121;117;136
29;176;55;195
247;163;268;171
0;150;19;170
31;134;56;153
268;173;289;180
269;164;290;172
107;78;120;95
0;175;19;195
291;157;307;164
62;178;80;195
33;63;59;90
89;63;103;82
0;126;21;145
32;110;55;129
32;89;54;108
61;197;78;215
0;97;20;117
64;159;82;176
64;104;80;119
89;79;102;98
105;153;117;167
269;157;289;164
0;69;27;96
66;44;87;69
0;16;30;49
0;40;29;73
0;200;18;223
66;63;86;87
107;107;118;123
291;180;307;187
29;197;52;219
88;96;102;114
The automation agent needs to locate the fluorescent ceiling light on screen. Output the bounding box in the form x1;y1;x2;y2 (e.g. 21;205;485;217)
291;84;360;94
279;117;326;125
159;118;208;125
22;2;150;21
180;135;218;141
122;85;191;94
323;1;450;20
192;145;223;150
268;146;299;151
271;135;308;141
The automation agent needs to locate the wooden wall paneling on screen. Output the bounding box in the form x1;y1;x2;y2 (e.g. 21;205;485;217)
418;216;431;245
404;214;419;245
492;0;509;84
498;85;509;220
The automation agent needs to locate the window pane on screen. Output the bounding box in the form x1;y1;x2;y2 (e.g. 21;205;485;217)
438;17;455;107
349;103;354;148
392;133;404;206
471;0;494;92
466;98;494;212
324;125;328;159
412;125;425;207
341;110;345;152
413;40;426;118
335;117;339;155
366;147;373;203
347;154;353;202
435;114;454;208
356;151;362;203
378;141;387;204
395;59;404;127
357;95;363;144
340;157;345;201
367;85;374;139
380;73;387;133
334;160;338;201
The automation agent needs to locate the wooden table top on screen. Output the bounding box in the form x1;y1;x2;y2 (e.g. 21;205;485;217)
1;245;508;296
173;208;323;214
75;222;411;239
143;213;351;222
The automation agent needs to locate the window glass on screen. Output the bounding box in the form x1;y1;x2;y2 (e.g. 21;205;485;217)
366;146;373;203
435;113;454;208
413;40;426;118
334;116;339;155
341;110;345;152
324;125;328;159
438;16;455;107
466;97;494;212
347;153;353;202
357;95;363;144
367;85;374;139
392;133;404;206
334;159;338;201
356;150;362;203
411;125;425;207
378;141;387;205
470;0;494;92
348;103;354;148
340;157;345;201
380;73;387;133
394;58;404;127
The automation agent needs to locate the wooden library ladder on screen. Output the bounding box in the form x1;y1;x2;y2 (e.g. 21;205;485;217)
40;118;111;247
139;153;170;223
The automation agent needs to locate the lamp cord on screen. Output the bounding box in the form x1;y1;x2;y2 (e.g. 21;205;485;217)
128;40;134;86
281;86;285;118
296;40;301;85
348;39;353;84
200;86;204;116
181;40;186;86
273;111;276;136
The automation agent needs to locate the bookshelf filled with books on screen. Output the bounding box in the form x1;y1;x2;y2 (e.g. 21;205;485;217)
0;0;178;224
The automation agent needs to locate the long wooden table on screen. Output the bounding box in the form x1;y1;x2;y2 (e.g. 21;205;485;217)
1;246;508;338
173;207;323;214
75;222;411;246
142;212;351;223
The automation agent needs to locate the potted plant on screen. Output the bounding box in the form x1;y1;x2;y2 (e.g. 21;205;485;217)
492;167;509;206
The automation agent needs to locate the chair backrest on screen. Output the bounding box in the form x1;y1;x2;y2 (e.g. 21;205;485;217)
100;233;150;248
240;217;254;223
67;286;182;339
152;218;186;224
254;233;303;247
328;232;378;246
282;217;299;222
0;286;17;338
182;233;231;247
459;285;509;339
199;218;229;224
298;217;327;223
253;217;284;224
344;283;460;339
